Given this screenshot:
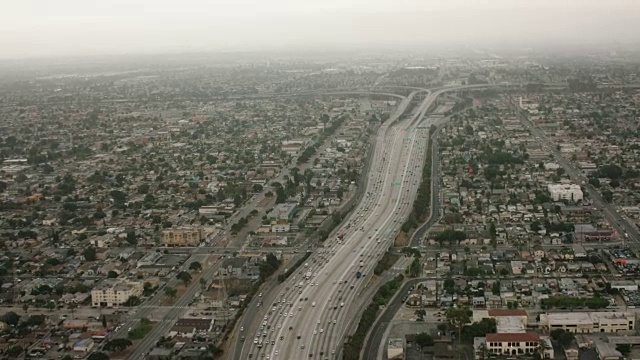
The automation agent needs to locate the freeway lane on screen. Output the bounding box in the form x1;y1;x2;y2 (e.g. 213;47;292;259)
232;90;421;360
237;88;439;360
235;89;428;360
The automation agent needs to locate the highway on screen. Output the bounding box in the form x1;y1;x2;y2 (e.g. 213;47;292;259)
233;87;443;360
511;100;640;243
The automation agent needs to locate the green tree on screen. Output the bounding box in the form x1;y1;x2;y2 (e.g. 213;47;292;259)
103;338;133;352
189;261;203;272
414;332;434;347
445;307;471;341
177;271;192;285
550;329;575;348
164;286;177;299
107;270;119;278
83;246;97;261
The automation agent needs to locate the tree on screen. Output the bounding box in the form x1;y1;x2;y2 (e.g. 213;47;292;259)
414;332;434;347
123;296;142;307
6;345;23;357
107;270;119;278
22;304;29;314
103;338;133;352
68;303;77;319
445;307;471;341
126;230;137;246
1;311;20;326
83;246;97;261
476;343;493;360
177;271;192;285
491;281;501;295
189;261;203;272
164;286;177;299
414;309;426;321
87;352;110;360
534;340;551;360
551;329;575;348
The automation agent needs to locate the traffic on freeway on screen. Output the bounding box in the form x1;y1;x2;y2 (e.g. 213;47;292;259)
236;88;443;360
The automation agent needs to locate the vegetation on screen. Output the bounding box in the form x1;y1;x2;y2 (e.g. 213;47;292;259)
550;329;575;348
540;295;609;310
403;126;435;233
164;286;177;298
128;317;153;340
259;253;281;281
103;338;133;352
123;295;142;307
176;271;193;285
87;352;110;360
343;274;404;360
445;307;471;340
374;252;400;276
189;261;202;271
406;257;421;277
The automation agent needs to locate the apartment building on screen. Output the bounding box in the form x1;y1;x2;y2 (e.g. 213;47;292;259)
547;183;583;202
540;312;635;334
91;280;143;307
161;228;204;247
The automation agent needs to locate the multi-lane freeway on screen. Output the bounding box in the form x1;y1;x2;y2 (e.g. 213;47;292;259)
233;88;448;360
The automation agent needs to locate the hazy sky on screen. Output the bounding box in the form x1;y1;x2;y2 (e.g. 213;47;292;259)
2;0;640;58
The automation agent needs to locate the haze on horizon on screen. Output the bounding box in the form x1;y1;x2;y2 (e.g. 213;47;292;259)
2;0;640;59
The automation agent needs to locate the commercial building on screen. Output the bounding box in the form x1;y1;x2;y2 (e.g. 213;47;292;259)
161;228;204;247
269;203;298;221
540;312;635;334
547;183;583;202
91;280;143;307
474;309;553;359
475;332;553;358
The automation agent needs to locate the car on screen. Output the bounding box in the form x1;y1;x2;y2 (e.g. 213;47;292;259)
314;330;317;335
333;320;337;324
320;328;324;333
297;335;301;339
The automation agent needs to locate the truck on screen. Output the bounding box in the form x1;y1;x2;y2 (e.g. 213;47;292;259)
305;271;312;280
356;271;362;278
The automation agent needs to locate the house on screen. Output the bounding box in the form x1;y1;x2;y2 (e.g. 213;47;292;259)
533;245;545;259
221;258;246;276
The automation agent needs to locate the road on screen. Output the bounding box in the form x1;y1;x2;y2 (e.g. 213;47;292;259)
363;278;422;360
234;87;440;360
511;100;640;243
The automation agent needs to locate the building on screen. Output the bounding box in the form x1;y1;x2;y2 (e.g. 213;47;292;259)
91;280;143;307
72;338;95;353
168;318;213;338
161;228;204;247
540;312;635;334
547;184;583;202
387;338;403;359
269;203;298;221
475;333;553;358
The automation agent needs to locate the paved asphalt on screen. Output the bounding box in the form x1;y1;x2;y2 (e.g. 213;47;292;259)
363;278;423;359
234;88;440;360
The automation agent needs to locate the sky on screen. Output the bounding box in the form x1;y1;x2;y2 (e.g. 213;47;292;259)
1;0;640;59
